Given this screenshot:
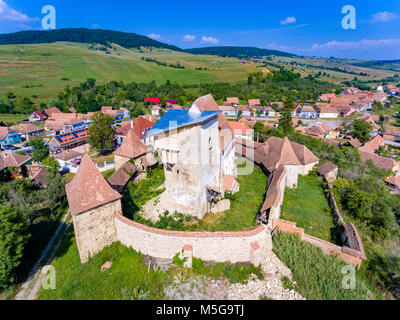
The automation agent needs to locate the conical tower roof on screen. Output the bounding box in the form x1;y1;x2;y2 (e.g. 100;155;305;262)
114;129;150;159
66;153;121;215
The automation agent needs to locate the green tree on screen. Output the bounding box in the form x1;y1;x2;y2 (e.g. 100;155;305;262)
278;99;295;135
88;112;115;153
15;97;35;114
0;205;30;289
30;138;50;162
41;175;66;215
351;119;373;141
42;157;60;174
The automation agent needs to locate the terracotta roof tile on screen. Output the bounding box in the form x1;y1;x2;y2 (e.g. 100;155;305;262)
359;150;399;171
0;152;32;168
358;135;384;153
114;129;150;159
193;94;220;111
65;154;122;215
108;162;136;192
318;161;338;175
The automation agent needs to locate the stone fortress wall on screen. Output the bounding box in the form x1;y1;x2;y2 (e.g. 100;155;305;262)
114;213;272;267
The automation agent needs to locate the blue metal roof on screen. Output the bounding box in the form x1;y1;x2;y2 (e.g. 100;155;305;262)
146;110;220;137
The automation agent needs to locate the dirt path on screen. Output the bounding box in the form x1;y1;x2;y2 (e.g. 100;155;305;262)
14;213;71;300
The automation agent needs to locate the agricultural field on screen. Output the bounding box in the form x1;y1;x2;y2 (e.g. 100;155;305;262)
0;43;261;104
271;56;400;84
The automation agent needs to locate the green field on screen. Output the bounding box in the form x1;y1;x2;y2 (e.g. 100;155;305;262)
0;113;28;125
0;43;261;103
280;172;338;243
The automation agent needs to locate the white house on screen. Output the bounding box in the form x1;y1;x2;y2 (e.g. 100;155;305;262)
317;106;339;119
151;106;161;116
219;105;237;117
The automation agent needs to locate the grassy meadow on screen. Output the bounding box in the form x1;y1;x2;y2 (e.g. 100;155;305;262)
273;231;384;300
280;172;338;243
0;43;261;103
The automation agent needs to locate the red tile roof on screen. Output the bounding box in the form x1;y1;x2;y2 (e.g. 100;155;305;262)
0;152;32;168
228;121;252;135
114;129;150;159
193;94;220;111
358;135;384;153
116;118;155;139
65;154;122;215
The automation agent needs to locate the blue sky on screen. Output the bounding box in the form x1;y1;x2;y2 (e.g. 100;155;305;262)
0;0;399;60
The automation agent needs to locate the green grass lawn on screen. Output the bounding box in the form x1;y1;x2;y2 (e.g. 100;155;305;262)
38;228;263;300
122;161;267;232
0;114;29;125
280;172;338;243
206;165;267;231
273;231;384;300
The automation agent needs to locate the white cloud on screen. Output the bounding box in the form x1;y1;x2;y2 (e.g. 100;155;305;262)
183;34;196;41
0;0;39;22
371;11;398;23
280;16;296;25
201;36;219;44
92;24;101;28
147;33;161;40
310;38;400;51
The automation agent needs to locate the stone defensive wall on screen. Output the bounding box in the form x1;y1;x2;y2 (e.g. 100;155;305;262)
272;219;366;268
114;213;272;267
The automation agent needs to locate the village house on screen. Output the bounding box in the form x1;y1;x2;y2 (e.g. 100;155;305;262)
28;110;47;122
219;105;237;117
113;129;156;172
43;107;62;118
248;99;261;107
26;165;49;188
0;152;32;178
11;123;45;142
53;150;82;172
151;105;162;116
358;135;385;153
359;151;400;173
44;121;65;136
237;105;251;117
383;128;400;143
316;105;339;118
223;97;240;107
49;128;89;152
318;93;336;102
0;126;21;148
115;117;155;145
68;107;77;113
298;106;317;118
145;97;161;105
228;121;254;141
306;123;336;139
348;138;363;148
101;106;130;119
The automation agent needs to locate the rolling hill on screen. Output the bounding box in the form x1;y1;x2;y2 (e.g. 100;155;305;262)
184;46;297;58
0;28;181;51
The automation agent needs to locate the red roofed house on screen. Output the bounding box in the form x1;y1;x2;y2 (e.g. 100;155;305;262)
145;98;161;105
65;153;122;263
28;110;47;122
43;107;62;118
115;117;155;145
228;121;254;141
